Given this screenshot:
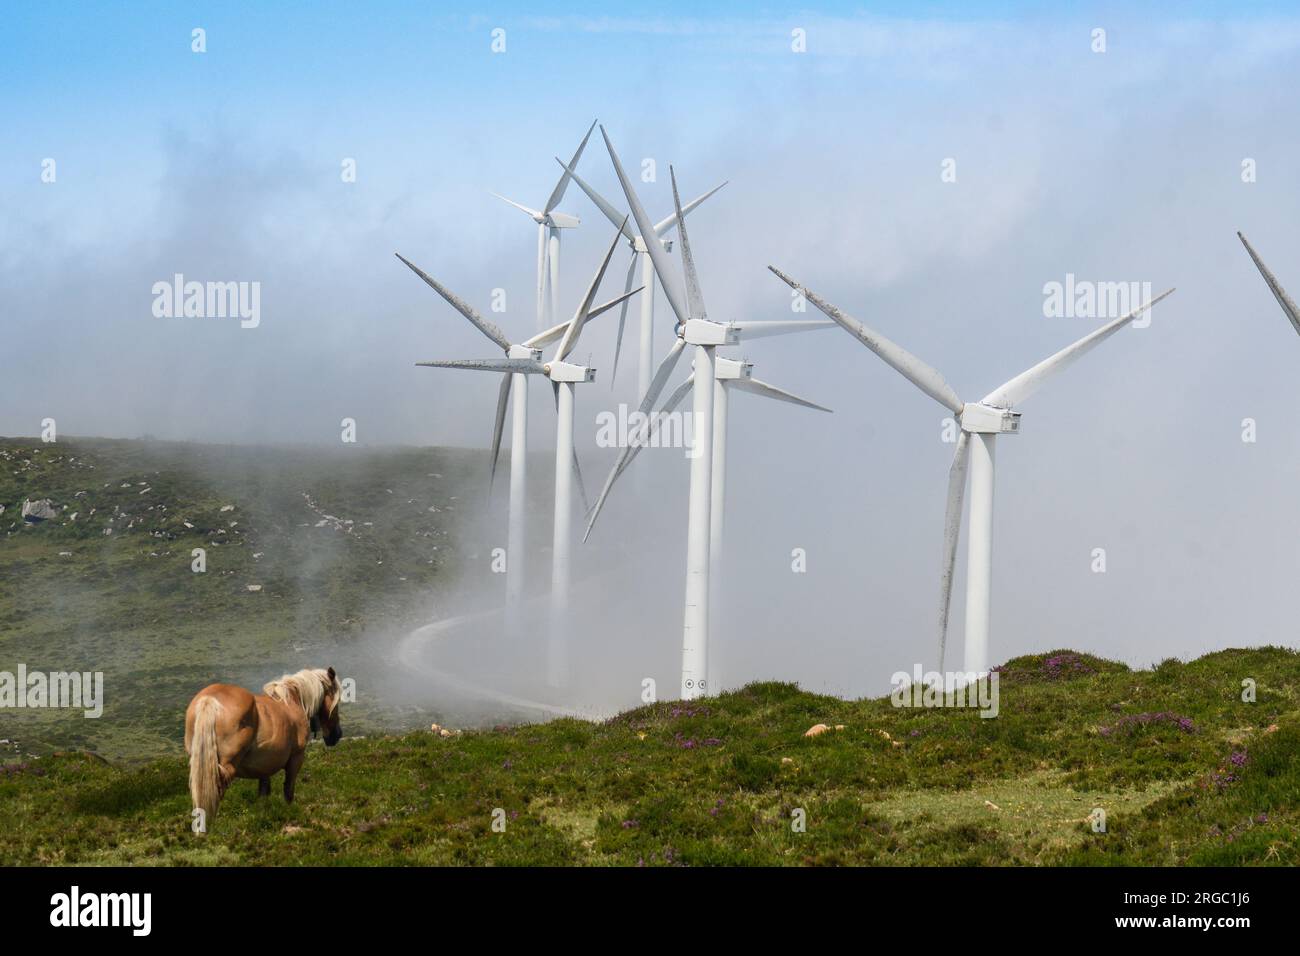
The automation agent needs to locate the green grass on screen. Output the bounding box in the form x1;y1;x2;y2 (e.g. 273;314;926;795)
1;649;1296;866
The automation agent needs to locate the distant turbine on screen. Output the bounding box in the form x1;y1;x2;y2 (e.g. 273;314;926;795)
555;155;726;401
1238;232;1300;335
493;120;597;330
589;126;832;699
770;266;1173;675
396;234;638;645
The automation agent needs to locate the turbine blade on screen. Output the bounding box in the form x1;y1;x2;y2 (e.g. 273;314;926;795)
730;319;836;340
556;217;628;362
600;125;689;325
614;372;696;481
611;253;639;388
768;266;965;416
653;181;728;238
488;373;512;493
937;432;970;672
669;166;706;321
416;358;545;374
522;285;642;350
1238;232;1300;338
490;192;543;221
731;376;832;412
556;157;637;239
590;286;643;320
544;120;597;215
640;336;688;417
583;338;687;541
396;254;514;353
981;287;1175;408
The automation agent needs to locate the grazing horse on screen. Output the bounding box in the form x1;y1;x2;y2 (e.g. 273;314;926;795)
185;666;343;824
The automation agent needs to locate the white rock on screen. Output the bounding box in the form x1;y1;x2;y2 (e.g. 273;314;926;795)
21;499;58;522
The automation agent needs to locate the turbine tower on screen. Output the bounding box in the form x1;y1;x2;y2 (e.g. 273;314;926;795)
593;126;831;699
768;267;1172;675
584;353;831;690
395;238;637;639
555;156;726;401
493;120;597;330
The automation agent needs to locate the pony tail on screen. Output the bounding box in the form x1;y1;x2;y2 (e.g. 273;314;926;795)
188;696;223;825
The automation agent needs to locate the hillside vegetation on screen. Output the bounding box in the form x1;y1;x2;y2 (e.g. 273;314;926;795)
1;649;1296;866
0;437;484;758
2;438;1297;865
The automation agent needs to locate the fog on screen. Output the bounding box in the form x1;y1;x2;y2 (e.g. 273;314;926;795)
4;8;1300;714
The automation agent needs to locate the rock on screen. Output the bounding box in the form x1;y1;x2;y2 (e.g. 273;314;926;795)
21;499;58;522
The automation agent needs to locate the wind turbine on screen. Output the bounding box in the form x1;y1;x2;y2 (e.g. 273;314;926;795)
589;126;832;699
396;228;637;644
768;266;1173;676
585;353;831;689
555;155;727;401
1238;232;1300;336
493;120;598;330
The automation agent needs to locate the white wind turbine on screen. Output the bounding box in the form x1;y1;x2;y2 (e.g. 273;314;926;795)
555;156;726;400
1238;232;1300;336
584;352;831;688
492;121;598;331
396;227;637;647
769;267;1173;676
588;126;832;699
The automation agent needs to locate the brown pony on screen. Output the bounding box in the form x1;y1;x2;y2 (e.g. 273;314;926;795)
184;666;343;824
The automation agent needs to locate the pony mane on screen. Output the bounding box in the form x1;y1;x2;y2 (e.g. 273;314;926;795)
263;667;336;718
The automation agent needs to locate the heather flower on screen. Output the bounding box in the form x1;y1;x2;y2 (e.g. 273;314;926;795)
1099;712;1196;737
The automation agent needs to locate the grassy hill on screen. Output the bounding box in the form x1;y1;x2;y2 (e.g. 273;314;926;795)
0;436;487;759
2;437;1297;866
1;649;1296;866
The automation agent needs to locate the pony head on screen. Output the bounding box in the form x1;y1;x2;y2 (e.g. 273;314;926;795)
264;666;344;746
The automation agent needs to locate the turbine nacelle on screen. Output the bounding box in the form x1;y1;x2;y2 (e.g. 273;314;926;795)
680;318;740;346
509;344;543;361
545;361;596;383
713;356;753;380
631;235;675;255
959;402;1021;435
